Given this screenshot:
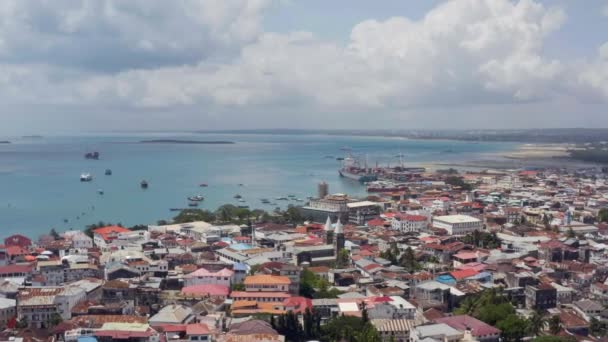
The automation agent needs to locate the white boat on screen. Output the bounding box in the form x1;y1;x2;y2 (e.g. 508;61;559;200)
188;195;204;202
80;173;93;182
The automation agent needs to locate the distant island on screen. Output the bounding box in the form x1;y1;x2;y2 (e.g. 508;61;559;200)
139;139;234;145
0;141;10;144
21;135;43;139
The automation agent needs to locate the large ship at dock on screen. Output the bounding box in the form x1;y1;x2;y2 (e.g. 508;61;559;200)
338;156;377;182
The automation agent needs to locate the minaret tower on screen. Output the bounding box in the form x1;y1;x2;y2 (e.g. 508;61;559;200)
324;216;334;245
334;218;345;254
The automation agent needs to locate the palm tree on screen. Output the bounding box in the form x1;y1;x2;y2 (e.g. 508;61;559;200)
548;315;561;334
527;311;547;336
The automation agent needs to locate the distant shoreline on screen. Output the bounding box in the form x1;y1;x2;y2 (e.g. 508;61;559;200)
0;141;10;144
139;139;235;145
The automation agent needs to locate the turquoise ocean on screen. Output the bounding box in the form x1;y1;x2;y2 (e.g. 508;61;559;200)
0;133;517;238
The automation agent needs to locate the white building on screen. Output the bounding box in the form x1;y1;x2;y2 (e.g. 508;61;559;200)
433;215;483;236
17;285;86;328
64;231;93;249
183;267;234;287
391;214;428;233
0;297;16;329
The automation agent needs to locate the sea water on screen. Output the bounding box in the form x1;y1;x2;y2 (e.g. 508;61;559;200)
0;132;516;237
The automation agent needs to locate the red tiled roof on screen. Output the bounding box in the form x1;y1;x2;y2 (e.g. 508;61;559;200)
394;213;427;222
450;269;479;280
93;226;130;241
367;218;387;227
181;284;229;297
435;315;500;337
0;264;34;274
244;275;290;285
283;296;312;314
231;292;291;299
186;323;210;335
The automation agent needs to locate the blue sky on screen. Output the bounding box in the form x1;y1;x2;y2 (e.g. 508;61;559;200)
1;0;608;134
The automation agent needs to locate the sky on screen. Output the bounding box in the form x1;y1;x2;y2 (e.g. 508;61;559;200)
1;0;608;135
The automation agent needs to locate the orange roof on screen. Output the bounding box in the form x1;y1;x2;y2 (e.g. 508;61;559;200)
450;269;479;280
244;275;291;285
93;226;130;241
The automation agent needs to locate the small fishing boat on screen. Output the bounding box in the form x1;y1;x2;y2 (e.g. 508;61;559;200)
276;197;288;201
188;201;199;207
188;195;204;202
238;205;249;209
105;169;112;175
199;183;208;187
97;189;104;195
238;199;246;203
80;173;93;182
84;152;100;160
234;194;242;199
140;180;149;189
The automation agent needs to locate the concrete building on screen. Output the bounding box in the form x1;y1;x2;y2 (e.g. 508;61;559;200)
183;267;233;287
391;214;428;233
17;285;86;328
525;284;557;310
0;297;16;329
347;201;381;225
301;194;353;222
244;275;290;292
433;215;483;236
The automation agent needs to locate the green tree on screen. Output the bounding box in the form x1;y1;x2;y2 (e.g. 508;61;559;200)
497;314;529;342
548;315;561;335
284;206;303;224
532;336;575;342
15;318;28;329
445;176;473;190
231;283;245;291
130;224;148;231
527;311;547;337
173;209;215;223
303;308;315;339
49;228;60;240
321;315;380;342
48;313;63;327
399;247;421;272
598;208;608;223
566;227;576;238
455;287;513;325
361;302;369;323
590;317;608;337
336;248;351;268
249;264;263;275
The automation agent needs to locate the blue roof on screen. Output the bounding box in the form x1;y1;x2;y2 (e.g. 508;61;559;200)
435;274;456;285
78;337;98;342
467;271;492;281
233;262;248;271
230;243;253;251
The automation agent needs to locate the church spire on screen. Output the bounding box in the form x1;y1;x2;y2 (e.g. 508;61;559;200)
324;216;332;231
334;218;343;234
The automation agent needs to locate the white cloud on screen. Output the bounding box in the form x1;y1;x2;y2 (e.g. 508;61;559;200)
2;0;608;131
73;0;566;109
0;0;271;71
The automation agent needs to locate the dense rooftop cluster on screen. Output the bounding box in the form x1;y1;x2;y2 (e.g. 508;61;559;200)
1;167;608;341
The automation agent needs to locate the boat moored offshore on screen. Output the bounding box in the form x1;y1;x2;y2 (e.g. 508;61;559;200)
80;173;93;182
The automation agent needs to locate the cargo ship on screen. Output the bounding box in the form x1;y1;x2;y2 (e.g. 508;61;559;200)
338;156;377;183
